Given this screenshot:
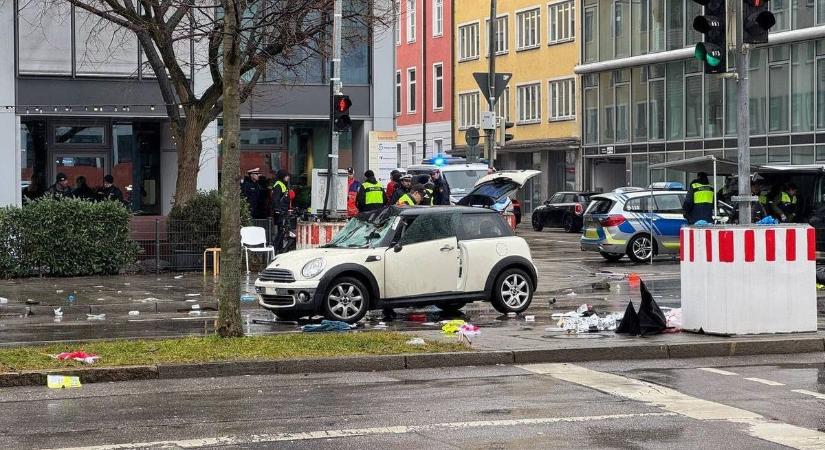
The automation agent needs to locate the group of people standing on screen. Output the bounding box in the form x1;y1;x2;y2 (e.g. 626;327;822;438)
240;168;293;252
349;167;451;215
684;171;799;224
23;173;124;205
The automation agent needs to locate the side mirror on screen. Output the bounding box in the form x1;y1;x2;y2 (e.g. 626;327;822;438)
393;243;403;253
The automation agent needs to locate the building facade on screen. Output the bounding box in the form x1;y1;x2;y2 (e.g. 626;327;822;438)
395;0;453;166
453;0;581;213
8;2;394;214
578;0;825;192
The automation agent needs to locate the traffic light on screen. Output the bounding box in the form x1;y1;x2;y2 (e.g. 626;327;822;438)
498;119;514;146
743;0;775;44
333;94;352;132
692;0;726;74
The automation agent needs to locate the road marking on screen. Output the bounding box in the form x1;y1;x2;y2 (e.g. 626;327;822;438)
744;377;786;386
792;389;825;400
50;412;677;450
698;367;739;376
518;363;825;450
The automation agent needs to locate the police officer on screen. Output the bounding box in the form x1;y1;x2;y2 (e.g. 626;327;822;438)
772;183;799;222
356;170;386;212
683;172;714;224
430;168;451;205
749;182;767;223
97;175;124;203
47;173;74;200
241;168;264;219
415;174;434;205
272;169;290;253
396;184;425;206
390;174;413;204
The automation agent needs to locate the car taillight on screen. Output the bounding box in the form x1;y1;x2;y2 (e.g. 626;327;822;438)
574;203;584;215
600;215;626;227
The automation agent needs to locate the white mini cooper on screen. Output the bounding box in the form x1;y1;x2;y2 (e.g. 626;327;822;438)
255;206;538;323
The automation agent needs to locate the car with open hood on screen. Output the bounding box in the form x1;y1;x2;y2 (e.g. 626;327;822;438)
255;206;537;323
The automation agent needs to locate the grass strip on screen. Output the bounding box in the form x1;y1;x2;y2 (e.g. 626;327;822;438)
0;332;467;372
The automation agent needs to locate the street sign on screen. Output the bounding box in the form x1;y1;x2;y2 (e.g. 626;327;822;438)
465;127;480;146
473;72;513;107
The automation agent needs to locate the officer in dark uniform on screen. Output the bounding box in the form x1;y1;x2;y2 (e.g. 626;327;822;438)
390;174;413;204
430;168;452;205
97;175;124;203
241;168;264;219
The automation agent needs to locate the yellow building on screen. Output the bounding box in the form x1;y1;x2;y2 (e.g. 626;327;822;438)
452;0;580;212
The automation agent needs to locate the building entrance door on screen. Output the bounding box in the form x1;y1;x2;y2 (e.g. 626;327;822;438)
589;157;627;192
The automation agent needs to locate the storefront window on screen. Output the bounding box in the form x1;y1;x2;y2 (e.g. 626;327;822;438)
21;121;47;198
631;0;649;56
666;61;683;140
792;42;815;132
685;74;703;139
240;127;285;146
55;125;106;145
113;124;134;205
705;75;724;138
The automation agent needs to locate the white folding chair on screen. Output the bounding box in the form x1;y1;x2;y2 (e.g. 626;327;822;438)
241;226;275;274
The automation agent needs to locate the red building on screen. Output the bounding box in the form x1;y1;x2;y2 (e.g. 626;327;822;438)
395;0;452;167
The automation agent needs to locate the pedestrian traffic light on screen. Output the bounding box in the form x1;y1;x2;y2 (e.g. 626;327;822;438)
333;94;352;132
743;0;775;44
498;120;514;146
692;0;726;74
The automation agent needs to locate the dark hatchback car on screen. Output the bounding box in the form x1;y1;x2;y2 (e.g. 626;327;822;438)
531;191;597;233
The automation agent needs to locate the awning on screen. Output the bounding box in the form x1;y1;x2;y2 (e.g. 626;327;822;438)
648;155;756;175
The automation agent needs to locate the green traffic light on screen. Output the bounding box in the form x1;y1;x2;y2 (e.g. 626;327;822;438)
694;44;706;61
706;54;722;67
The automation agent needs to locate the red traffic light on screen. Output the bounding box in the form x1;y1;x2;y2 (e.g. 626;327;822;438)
335;95;352;113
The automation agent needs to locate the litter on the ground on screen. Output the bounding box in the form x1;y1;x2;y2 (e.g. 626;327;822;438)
664;308;682;331
525;315;536;322
25;299;39;305
0;297;7;304
188;310;202;316
441;319;466;334
47;375;82;389
507;312;517;318
185;293;201;297
128;310;140;316
565;291;578;297
86;313;105;321
55;290;64;294
174;275;184;279
406;338;426;346
372;322;388;329
53;308;63;317
240;294;256;302
191;304;200;310
616;279;669;336
53;351;99;364
302;320;353;332
551;303;622;333
457;323;480;336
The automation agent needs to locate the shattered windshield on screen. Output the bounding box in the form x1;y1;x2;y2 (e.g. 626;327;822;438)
324;216;396;248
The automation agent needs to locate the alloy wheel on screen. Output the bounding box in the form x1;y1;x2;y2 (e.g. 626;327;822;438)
326;283;364;321
632;236;653;260
500;273;530;309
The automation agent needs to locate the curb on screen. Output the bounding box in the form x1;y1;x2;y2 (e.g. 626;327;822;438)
1;336;823;388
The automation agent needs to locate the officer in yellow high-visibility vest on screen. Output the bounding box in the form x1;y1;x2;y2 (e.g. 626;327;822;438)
682;172;714;224
771;183;799;222
356;170;386;212
395;184;425;206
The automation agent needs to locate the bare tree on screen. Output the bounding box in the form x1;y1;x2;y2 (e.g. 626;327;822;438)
28;0;391;206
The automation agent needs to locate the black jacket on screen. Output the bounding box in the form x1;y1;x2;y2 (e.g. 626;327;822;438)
356;177;387;212
241;177;263;218
432;177;451;205
73;185;96;201
47;184;74;200
271;180;290;214
683;180;714;224
97;185;124;203
390;185;410;205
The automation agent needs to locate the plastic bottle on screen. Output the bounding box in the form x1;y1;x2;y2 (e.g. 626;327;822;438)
67;292;77;303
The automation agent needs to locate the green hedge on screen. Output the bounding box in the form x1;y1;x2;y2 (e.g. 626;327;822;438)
0;198;138;278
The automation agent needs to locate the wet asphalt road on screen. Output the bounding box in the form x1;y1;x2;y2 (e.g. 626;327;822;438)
3;353;824;449
0;228;682;345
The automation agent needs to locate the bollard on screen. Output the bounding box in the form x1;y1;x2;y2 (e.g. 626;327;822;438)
154;218;161;274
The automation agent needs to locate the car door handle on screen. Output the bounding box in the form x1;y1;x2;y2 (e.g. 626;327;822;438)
440;245;455;252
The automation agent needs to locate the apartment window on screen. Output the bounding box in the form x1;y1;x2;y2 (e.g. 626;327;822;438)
433;63;444;110
458;23;480;60
516;7;541;50
486;15;509;55
395;70;402;116
396;143;402;165
433;0;444;36
409;142;418;163
459;92;480;129
407;68;417;113
549;78;575;120
407;0;416;42
517;83;541;123
548;1;574;44
434;139;444;155
395;0;401;44
497;87;510;121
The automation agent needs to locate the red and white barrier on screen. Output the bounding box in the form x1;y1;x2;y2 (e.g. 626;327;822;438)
679;225;817;335
296;221;348;250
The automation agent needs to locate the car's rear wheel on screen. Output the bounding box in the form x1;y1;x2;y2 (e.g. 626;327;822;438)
627;234;657;263
531;214;544;231
491;268;533;314
322;277;369;323
599;251;624;262
562;215;576;233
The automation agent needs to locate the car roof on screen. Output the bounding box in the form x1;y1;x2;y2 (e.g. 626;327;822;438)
397;205;497;216
554;191;598;196
593;190;687;201
407;164;489;172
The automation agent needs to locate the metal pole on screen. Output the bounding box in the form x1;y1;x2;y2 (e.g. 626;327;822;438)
735;1;752;225
154;218;160;274
324;0;343;219
487;0;497;169
713;159;718;219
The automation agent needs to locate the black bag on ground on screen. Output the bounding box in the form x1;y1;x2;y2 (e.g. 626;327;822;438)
615;300;641;335
637;280;667;336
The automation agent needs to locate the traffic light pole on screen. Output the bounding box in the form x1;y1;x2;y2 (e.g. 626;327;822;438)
735;1;752;225
324;0;343;220
486;0;497;169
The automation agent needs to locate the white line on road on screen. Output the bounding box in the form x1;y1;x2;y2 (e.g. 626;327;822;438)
792;389;825;400
518;363;825;450
50;412;677;450
744;377;786;386
698;368;739;376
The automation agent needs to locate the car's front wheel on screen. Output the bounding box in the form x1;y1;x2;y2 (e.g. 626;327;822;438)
531;214;544;231
627;234;656;263
491;268;533;314
322;277;369;323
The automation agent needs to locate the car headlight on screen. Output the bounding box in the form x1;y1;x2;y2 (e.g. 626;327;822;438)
301;258;326;279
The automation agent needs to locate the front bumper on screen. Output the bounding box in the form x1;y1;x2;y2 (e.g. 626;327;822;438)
255;279;319;312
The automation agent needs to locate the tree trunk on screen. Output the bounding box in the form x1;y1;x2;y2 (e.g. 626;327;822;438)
173;118;208;207
216;0;244;338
